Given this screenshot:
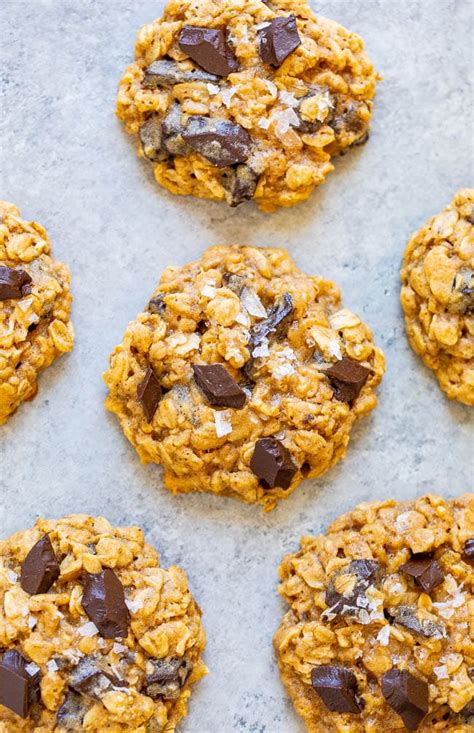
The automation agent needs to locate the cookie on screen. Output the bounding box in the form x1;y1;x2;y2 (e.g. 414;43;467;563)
104;245;384;510
117;0;378;212
0;202;74;424
400;189;474;406
0;515;206;731
274;494;474;732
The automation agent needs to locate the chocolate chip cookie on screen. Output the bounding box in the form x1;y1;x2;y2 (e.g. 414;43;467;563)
117;0;378;211
104;245;384;510
0;515;206;730
274;494;474;732
0;202;74;424
400;189;474;406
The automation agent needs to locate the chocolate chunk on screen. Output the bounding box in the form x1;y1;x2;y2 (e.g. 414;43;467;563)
330;103;366;138
311;665;363;714
148;294;166;315
143;657;192;700
178;27;238;77
137;367;162;422
193;364;246;408
0;265;32;301
57;690;89;729
161;103;191;156
143;58;219;88
391;605;446;639
82;569;130;639
461;699;474;719
0;650;41;719
325;357;370;402
222;164;259;206
259;16;301;67
325;559;380;617
463;539;474;562
70;656;127;700
139;116;165;162
250;437;297;489
382;669;428;730
400;556;444;593
222;272;246;294
249;292;293;349
20;534;60;596
183;116;252;168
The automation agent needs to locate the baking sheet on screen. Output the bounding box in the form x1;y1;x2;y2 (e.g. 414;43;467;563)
1;1;473;730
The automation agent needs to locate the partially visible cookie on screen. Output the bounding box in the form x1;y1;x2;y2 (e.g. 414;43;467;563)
274;494;474;732
0;515;206;731
117;0;378;211
0;202;74;424
400;190;474;406
104;245;385;510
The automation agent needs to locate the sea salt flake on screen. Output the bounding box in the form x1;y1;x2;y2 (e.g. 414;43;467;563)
125;598;143;614
235;310;250;327
220;86;238;108
258;116;271;130
252;337;270;358
274;108;300;137
395;512;412;531
7;570;18;583
255;21;270;30
264;80;278;96
28;615;37;629
201;285;217;298
273;362;295;379
113;642;128;654
214;410;232;437
434;665;449;680
47;660;59;674
279;90;299;108
376;626;390;646
240;287;267;318
17;298;33;313
25;662;40;677
78;621;99;637
328;339;342;360
206;83;220;95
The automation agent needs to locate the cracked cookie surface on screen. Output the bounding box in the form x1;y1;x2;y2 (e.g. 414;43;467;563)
0;515;206;731
117;0;378;211
104;245;384;510
400;189;474;406
274;494;474;732
0;202;74;425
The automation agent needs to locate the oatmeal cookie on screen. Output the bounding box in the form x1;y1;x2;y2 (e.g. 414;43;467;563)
0;202;74;424
0;515;206;731
274;494;474;732
400;189;474;406
104;245;384;510
117;0;378;211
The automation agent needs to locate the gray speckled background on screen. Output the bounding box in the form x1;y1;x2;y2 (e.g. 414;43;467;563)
1;1;473;730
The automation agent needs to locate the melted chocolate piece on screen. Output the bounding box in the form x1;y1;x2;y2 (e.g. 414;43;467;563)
222;164;259;206
178;27;238;77
250;437;297;489
139;116;165;162
382;669;429;730
259;16;301;67
148;294;166;315
311;665;363;713
20;534;60;596
399;556;444;593
463;539;474;562
82;569;130;639
161;103;191;156
325;559;380;616
143;657;192;700
0;265;32;301
325;357;370;402
0;650;41;719
70;656;127;700
183;116;252;168
391;605;446;639
56;690;89;729
137;367;162;422
193;364;246;408
330;102;366;138
249;292;293;350
143;58;219;88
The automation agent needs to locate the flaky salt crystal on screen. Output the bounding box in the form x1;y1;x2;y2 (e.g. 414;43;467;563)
220;86;238;108
28;615;37;629
279;90;299;108
328;339;342;360
240;287;267;318
25;662;40;677
201;285;217;298
78;621;99;637
252;337;270;358
47;660;59;674
206;83;220;95
125;598;143;614
258;116;271;130
7;570;17;583
274;108;300;137
434;665;449;679
235;310;250;327
214;410;232;438
376;626;390;646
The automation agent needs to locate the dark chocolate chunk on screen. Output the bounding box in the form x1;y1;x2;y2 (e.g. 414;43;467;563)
143;657;192;700
70;656;127;700
82;569;130;639
311;665;363;714
56;690;89;729
182;116;252;168
330;102;366;138
222;272;246;294
178;27;238;77
399;556;444;593
139;116;165;162
249;292;293;349
451;269;474;314
391;605;446;639
148;294;166;315
0;650;41;719
463;539;474;561
461;698;474;719
325;357;370;402
20;534;60;596
325;559;380;617
222;164;259;206
0;265;32;301
193;364;246;408
259;16;301;67
162;103;191;156
250;437;297;489
137;367;162;422
143;58;219;88
382;669;429;731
